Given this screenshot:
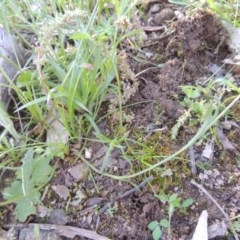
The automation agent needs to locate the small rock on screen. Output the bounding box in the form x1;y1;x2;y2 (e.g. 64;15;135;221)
149;4;161;14
85;147;92;159
229;211;236;218
192;210;208;240
153;8;175;25
49;209;68;225
52;185;70;200
174;10;184;20
208;63;225;77
85;197;103;207
201;141;214;162
68;162;89;182
208;221;227;239
36;205;51;218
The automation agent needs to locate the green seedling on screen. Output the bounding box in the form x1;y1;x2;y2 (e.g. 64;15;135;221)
148;219;169;240
148;193;193;239
106;202;118;218
172;77;239;140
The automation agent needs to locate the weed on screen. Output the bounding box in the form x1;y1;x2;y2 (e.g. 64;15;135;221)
0;0;140;221
148;192;193;239
231;218;240;232
148;219;169;240
169;0;240;25
172;76;240;140
1;147;54;221
106;202;118;218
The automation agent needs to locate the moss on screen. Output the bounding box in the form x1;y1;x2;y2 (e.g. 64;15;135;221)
127;129;191;189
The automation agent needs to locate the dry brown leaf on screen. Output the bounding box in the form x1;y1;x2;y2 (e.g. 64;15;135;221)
67;163;89;182
208;221;227;239
46;102;69;147
52;185;70;200
36;205;51;218
222;120;240;130
201;141;214;162
216;128;237;153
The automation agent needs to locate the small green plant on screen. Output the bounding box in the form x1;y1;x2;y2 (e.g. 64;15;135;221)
148;193;193;239
1;148;54;222
148;219;169;240
229;215;240;237
172;77;238;139
205;0;240;26
106;202;118;218
231;219;240;232
169;0;240;27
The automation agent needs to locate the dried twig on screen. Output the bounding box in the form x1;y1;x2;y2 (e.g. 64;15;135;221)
134;66;163;78
117;175;154;199
190;179;229;220
5;223;110;240
142;31;174;48
139;26;165;32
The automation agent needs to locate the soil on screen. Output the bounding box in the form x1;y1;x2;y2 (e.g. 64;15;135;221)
1;2;240;240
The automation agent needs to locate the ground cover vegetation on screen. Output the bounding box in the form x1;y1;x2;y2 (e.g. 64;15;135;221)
0;0;240;239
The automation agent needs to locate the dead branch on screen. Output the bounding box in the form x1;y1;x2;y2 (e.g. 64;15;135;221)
5;223;110;240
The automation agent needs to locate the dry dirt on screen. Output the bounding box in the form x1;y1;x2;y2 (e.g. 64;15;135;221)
1;2;240;240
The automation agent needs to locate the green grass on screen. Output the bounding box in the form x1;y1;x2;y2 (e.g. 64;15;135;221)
0;0;139;138
0;0;139;221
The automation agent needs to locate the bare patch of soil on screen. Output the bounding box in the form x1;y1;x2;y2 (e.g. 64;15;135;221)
130;10;230;127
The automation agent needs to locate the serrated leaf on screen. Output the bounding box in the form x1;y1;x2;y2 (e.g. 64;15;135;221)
20;148;53;188
3;148;53;222
181;198;194;208
148;221;159;230
20;149;53;196
15;191;41;222
3;181;22;200
152;226;162;240
3;181;41;222
21;149;35;195
31;154;53;185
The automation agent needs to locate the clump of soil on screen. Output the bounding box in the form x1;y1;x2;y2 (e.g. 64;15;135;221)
129;10;230;127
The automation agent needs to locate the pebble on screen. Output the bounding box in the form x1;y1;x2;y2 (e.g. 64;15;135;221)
174;10;184;20
49;209;68;225
149;4;161;14
153;8;175;25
